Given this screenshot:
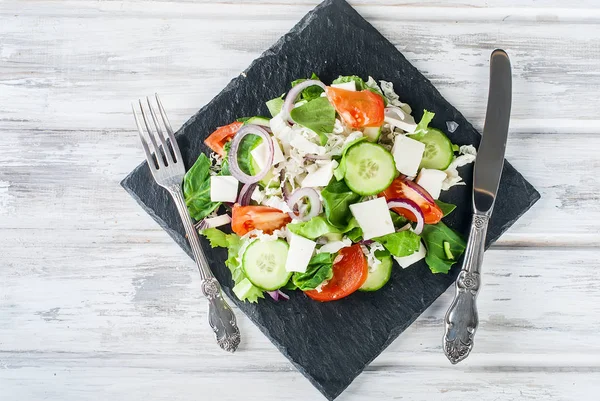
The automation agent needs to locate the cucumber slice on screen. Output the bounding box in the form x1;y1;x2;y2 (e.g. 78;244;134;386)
250;158;279;188
343;142;396;196
242;239;291;290
359;255;393;292
412;128;455;170
363;126;382;142
244;116;271;127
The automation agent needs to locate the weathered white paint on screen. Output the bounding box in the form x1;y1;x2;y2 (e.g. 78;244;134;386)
1;1;600;400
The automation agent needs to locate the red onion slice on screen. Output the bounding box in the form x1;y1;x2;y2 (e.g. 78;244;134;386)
286;187;322;221
282;80;327;124
267;290;290;301
387;199;425;235
401;176;436;205
228;124;274;184
237;182;258;206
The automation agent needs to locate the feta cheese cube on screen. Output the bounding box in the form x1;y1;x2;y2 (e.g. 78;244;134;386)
393;241;426;268
349;198;395;240
392;135;425;177
210;176;239;203
301;160;338;188
285;233;316;273
330;81;356;91
250;137;285;171
416;168;447;199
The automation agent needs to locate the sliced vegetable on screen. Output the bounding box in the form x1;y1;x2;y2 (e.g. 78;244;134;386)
196;214;232;231
359;254;392;292
305;244;368;302
410;110;455;170
291;73;324;101
231;204;292;236
343;142;396;196
243;116;271;127
242;239;291;290
205;121;243;156
386;199;424;235
228;124;274;184
266;290;290;301
237;182;258;206
380;175;444;225
443;241;454;260
363;126;382;142
282;79;327;124
325;87;385;128
286;187;322;222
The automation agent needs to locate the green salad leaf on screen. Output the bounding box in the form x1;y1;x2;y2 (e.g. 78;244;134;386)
290;97;336;145
374;230;421;257
321;180;361;228
435;200;457;217
332;75;367;90
414;109;435;136
266;95;284;117
199;228;264;303
390;211;409;227
421;221;466;274
183;154;221;220
292;252;334;291
346;227;363;243
287;215;360;240
236;134;262;175
291;73;324;101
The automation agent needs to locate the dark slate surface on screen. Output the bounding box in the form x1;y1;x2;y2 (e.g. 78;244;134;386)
121;0;540;399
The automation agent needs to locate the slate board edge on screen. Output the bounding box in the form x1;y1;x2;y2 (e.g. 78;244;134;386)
120;0;541;399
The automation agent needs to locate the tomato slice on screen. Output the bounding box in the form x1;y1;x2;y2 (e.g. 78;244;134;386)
305;244;368;302
325;87;385;128
204;121;243;156
231;204;292;236
380;175;443;224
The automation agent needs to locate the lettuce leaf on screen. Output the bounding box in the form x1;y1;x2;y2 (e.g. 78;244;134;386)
421;221;466;274
332;75;366;90
266;96;284;117
373;230;421;257
291;73;324;101
292;252;334;291
435;200;457;217
287;215;360;240
321;180;361;228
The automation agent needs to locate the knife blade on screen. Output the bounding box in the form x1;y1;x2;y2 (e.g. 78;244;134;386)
474;49;512;214
443;49;512;364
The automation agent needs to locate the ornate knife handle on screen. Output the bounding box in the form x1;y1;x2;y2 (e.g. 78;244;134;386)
443;213;489;364
170;186;240;353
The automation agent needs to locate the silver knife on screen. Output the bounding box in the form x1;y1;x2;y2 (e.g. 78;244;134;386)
443;49;512;364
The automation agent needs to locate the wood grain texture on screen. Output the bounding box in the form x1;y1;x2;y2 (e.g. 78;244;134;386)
1;1;599;400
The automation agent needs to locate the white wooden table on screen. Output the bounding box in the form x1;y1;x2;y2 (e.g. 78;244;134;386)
2;1;600;400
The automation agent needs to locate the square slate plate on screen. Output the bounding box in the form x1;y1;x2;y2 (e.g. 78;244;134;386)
122;0;540;399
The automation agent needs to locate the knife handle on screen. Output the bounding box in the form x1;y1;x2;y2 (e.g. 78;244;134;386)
443;213;489;364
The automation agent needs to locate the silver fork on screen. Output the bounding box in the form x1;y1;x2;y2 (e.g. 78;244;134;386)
132;94;240;353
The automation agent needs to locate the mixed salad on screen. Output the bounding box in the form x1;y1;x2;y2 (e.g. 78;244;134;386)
183;74;476;303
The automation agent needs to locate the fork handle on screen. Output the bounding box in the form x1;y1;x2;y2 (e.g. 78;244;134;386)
443;213;488;364
170;186;241;353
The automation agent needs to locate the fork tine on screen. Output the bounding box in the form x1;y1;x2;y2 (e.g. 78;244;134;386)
146;96;175;165
132;104;157;172
155;93;183;163
138;99;166;168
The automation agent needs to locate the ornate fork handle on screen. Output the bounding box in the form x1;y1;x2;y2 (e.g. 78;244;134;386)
443;213;488;364
170;185;240;353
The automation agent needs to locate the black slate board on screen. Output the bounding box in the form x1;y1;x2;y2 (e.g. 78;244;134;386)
121;0;540;399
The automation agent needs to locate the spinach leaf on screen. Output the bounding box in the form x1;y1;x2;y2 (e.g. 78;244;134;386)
266;96;284;117
435;200;457;217
287;215;360;240
321;180;361;228
333;136;368;180
291;73;323;101
346;227;363;243
292;252;334;291
421;221;466;274
290;97;336;145
390;211;409;227
332;75;367;90
183;154;221;220
374;230;421;257
199;229;264;302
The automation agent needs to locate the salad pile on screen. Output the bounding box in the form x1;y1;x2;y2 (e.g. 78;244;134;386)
183;74;476;303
